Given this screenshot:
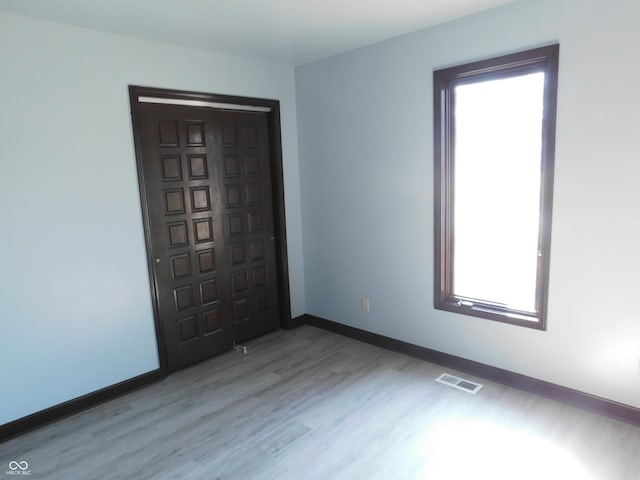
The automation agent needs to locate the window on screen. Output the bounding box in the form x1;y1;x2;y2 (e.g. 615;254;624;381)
433;44;559;329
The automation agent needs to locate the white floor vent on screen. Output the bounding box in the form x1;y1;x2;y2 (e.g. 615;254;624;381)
435;373;483;394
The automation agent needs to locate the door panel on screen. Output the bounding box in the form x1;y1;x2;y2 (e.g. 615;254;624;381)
139;104;231;371
135;102;280;371
215;111;280;342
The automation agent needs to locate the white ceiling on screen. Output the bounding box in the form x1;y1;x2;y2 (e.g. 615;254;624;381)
0;0;515;65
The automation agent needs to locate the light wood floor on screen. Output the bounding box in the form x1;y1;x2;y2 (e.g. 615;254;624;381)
3;325;640;479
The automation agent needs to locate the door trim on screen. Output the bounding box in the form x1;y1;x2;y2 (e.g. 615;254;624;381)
129;85;293;373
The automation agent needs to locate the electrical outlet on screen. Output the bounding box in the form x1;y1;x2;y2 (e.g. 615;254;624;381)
361;297;370;313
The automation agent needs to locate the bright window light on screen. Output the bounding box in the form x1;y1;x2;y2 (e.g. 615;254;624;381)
453;72;544;313
414;419;595;480
433;44;559;329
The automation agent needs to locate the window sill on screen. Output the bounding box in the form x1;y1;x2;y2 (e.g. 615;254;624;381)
435;296;546;330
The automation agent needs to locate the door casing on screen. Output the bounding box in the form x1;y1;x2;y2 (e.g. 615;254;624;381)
129;85;293;373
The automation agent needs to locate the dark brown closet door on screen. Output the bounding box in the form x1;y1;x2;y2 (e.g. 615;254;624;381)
214;110;280;343
136;103;280;371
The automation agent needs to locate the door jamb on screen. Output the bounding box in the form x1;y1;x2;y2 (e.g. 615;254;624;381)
128;85;293;374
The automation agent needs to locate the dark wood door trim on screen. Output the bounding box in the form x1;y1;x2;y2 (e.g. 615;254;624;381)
129;86;293;374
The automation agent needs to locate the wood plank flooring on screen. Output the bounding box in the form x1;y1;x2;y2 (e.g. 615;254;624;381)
2;325;640;479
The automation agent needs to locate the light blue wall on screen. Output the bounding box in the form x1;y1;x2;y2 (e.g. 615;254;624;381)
0;12;305;425
296;0;640;408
